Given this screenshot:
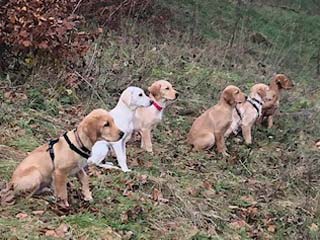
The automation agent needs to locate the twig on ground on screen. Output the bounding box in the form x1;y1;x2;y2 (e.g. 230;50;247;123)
238;158;252;176
72;0;83;14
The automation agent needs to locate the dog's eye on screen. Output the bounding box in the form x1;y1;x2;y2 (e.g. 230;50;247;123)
165;87;170;90
104;122;110;127
139;93;143;97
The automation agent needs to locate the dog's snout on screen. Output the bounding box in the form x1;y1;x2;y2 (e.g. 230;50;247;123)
245;95;248;100
175;92;179;98
119;131;124;139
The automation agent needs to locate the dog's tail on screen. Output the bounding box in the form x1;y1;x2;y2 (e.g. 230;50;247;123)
186;135;196;153
0;182;15;206
1;167;42;205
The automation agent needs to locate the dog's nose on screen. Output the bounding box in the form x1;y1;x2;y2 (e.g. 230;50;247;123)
149;100;154;106
245;95;248;100
119;131;124;139
175;92;179;98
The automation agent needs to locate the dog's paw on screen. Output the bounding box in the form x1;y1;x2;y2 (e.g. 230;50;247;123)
57;199;70;209
104;161;114;166
122;168;132;173
98;163;120;170
84;194;93;202
146;148;154;154
86;158;94;165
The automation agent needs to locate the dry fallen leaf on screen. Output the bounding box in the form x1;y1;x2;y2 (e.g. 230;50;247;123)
203;180;213;190
16;212;28;219
309;223;318;232
152;188;169;203
43;224;69;238
32;210;45;216
121;212;129;223
139;175;148;184
144;161;153;168
187;187;199;196
45;230;59;238
240;195;257;205
152;188;162;201
267;224;276;233
230;219;247;229
55;223;69;238
247;206;258;216
129;158;139;167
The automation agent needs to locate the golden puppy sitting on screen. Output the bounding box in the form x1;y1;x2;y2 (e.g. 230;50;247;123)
134;80;178;153
187;85;246;155
1;109;123;207
225;83;270;144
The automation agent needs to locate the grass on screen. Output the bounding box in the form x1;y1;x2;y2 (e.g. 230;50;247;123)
1;0;320;239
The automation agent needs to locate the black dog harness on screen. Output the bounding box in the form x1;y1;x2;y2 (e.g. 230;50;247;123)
235;97;263;120
247;97;263;116
235;105;242;120
47;129;91;164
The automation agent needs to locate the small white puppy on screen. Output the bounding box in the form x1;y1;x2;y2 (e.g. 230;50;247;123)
87;87;152;172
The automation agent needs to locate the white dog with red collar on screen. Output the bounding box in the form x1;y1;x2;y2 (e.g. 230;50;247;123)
87;87;152;172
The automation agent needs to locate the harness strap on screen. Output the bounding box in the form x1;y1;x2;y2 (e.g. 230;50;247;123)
248;97;263;116
47;138;59;163
235;105;242;120
63;132;90;159
251;97;263;106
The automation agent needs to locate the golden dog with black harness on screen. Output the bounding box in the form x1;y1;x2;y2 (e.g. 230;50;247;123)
0;109;123;207
225;84;270;144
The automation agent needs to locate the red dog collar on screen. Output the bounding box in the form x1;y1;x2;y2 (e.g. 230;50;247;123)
152;101;163;111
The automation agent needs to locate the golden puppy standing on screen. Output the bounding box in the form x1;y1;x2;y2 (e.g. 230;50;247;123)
260;74;294;128
134;80;178;153
187;85;246;155
1;109;123;207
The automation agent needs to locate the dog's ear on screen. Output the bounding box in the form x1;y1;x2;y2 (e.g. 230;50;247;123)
121;89;132;106
81;116;101;143
257;87;267;98
275;74;287;88
148;83;161;97
223;89;235;106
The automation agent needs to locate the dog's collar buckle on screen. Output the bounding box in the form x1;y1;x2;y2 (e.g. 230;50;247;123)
152;101;163;111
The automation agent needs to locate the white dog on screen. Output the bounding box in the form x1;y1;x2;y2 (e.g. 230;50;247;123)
87;87;152;172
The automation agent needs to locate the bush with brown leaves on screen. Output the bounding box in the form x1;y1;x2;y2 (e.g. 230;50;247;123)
0;0;97;61
0;0;160;60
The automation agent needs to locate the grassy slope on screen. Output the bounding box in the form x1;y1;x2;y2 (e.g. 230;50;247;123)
1;1;320;239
